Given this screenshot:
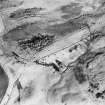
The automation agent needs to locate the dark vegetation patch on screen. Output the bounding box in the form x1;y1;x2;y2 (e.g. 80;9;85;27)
95;90;105;99
17;33;55;52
